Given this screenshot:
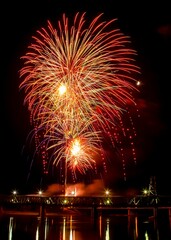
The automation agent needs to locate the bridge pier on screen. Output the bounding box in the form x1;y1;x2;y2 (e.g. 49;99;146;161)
128;208;136;226
153;207;158;230
39;203;46;222
90;205;100;229
127;208;138;239
91;205;98;217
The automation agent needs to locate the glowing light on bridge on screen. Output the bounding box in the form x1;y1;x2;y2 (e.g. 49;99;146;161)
12;190;17;196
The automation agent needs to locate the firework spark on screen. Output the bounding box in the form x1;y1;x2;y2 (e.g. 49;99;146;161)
19;12;140;178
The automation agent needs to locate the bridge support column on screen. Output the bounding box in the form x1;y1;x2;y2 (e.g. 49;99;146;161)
128;208;135;229
91;206;98;218
128;208;138;239
153;207;158;230
39;203;46;221
91;205;98;228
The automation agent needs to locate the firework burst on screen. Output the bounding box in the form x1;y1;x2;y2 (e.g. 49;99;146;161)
19;12;140;179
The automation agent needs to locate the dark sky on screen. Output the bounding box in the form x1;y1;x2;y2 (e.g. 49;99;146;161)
1;1;171;195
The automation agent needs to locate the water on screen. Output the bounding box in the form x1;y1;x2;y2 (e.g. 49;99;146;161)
0;212;171;240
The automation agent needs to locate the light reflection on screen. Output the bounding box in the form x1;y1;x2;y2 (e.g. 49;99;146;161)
5;213;164;239
69;215;75;240
105;218;110;240
99;215;102;238
63;217;66;240
36;225;39;240
62;216;75;240
8;217;13;240
145;230;149;240
44;218;49;240
135;216;138;239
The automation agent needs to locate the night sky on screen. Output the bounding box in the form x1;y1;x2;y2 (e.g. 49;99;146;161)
1;1;171;195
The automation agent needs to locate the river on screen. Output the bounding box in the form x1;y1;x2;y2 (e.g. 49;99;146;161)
0;210;171;239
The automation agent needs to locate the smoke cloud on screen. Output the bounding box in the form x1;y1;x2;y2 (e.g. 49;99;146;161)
45;179;105;196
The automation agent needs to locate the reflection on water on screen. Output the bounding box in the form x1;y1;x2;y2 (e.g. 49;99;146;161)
8;217;13;240
1;212;170;240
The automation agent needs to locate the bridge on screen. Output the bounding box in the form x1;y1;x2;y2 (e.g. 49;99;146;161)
1;194;171;207
0;193;171;206
0;194;171;219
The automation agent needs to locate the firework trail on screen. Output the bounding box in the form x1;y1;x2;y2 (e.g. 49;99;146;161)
19;12;140;178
